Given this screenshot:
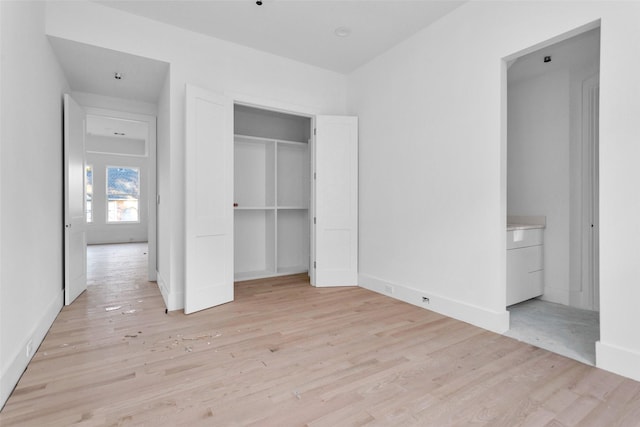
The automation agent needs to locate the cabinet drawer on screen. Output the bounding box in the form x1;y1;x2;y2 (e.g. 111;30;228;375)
507;269;543;306
507;245;543;274
507;228;543;249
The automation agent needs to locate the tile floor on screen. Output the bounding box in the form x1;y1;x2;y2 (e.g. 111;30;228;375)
505;299;599;365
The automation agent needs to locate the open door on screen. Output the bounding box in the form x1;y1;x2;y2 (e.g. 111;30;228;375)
64;94;87;305
184;84;234;314
313;116;358;286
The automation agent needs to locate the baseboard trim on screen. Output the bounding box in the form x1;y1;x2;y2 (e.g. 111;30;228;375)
596;341;640;382
156;271;183;311
539;288;570;306
1;290;63;409
359;274;509;334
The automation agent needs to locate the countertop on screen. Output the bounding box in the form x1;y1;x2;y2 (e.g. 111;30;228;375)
507;215;546;231
507;223;545;231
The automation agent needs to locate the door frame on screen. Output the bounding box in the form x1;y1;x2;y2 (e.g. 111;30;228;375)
228;94;316;282
501;20;601;313
581;73;600;311
84;106;158;281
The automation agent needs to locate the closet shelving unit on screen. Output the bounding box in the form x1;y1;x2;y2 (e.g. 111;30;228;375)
234;133;310;281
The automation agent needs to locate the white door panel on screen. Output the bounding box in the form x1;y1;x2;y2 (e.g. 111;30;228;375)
64;94;87;305
314;116;358;286
185;85;234;314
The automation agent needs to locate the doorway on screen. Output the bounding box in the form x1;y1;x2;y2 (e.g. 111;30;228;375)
504;26;601;364
50;36;169;305
233;103;313;282
84;109;157;282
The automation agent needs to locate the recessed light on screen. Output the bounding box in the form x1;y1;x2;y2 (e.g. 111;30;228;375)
114;72;123;80
334;27;351;38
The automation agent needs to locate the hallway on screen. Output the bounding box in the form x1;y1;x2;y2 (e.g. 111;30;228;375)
87;242;148;287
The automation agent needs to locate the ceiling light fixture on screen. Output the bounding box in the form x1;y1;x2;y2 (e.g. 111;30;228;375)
256;1;262;5
114;72;123;80
334;27;351;38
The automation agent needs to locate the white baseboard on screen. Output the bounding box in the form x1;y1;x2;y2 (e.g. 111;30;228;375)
540;287;570;306
156;271;183;311
359;274;509;334
596;341;640;382
1;290;63;409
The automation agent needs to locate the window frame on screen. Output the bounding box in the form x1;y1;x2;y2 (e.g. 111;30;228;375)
85;164;93;223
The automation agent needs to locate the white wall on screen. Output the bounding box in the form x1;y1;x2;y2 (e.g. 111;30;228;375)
234;104;311;142
0;1;69;408
508;70;571;304
348;1;640;381
45;1;348;311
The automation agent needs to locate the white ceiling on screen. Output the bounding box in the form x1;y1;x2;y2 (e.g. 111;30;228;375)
48;36;169;103
94;0;467;74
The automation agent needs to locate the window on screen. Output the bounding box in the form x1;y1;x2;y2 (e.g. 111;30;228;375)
86;165;93;222
107;166;140;223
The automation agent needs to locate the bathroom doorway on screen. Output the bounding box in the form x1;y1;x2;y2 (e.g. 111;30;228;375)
505;25;600;364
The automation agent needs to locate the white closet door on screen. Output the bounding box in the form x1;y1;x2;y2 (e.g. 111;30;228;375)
314;116;358;286
184;85;233;313
64;94;87;305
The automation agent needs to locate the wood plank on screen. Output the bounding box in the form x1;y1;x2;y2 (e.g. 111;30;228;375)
1;243;640;426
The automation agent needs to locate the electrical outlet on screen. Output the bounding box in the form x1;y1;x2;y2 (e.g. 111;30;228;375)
422;296;430;304
384;284;394;294
26;339;33;358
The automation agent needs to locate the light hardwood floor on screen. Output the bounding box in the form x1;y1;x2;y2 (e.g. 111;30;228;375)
1;244;640;426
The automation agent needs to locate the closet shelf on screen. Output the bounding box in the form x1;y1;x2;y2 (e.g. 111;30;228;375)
234;133;307;146
234;206;276;210
277;206;309;210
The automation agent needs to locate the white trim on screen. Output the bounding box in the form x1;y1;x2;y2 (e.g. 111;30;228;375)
157;270;183;311
359;274;510;334
539;288;570;306
596;341;640;382
0;291;63;409
228;92;317;119
0;0;3;407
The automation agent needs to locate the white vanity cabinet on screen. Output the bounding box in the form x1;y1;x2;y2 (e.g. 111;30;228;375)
506;227;544;306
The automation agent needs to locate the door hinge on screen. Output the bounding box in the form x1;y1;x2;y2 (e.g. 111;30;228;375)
313;172;316;180
313;217;316;224
314;128;317;136
314;261;316;269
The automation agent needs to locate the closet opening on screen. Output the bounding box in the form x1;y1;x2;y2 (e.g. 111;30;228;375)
504;24;600;365
233;104;313;282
